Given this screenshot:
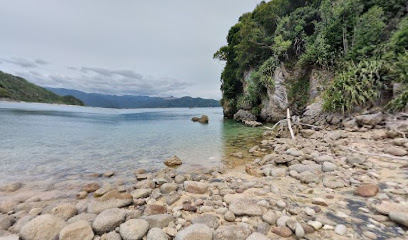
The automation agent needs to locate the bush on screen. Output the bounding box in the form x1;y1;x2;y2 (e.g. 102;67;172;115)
387;51;408;111
323;60;385;113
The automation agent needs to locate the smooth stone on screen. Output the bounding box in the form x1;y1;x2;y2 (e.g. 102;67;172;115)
322;162;337;172
141;214;174;229
262;210;278;225
307;221;322;230
20;214;67;240
119;219;149;240
82;183;100;193
389;212;408;227
88;191;133;214
229;198;262;216
246;232;269;240
131;189;152;199
214;223;251;240
175;223;213;240
322;176;346;189
147;228;169;240
184;181;208;194
355;184;379;197
68;213;97;224
51;203;78;221
0;182;22;192
59;220;94;240
224;211;235;222
276;200;286;208
191;214;219;229
289;164;321;173
385;147;407;156
277;216;290;227
300;171;319;184
375;202;408;215
271;226;292;238
0;215;14;230
144;205;167;216
101;231;122;240
166;192;181;205
160;183;178;194
295;224;305;238
92;208;126;235
334;224;347;236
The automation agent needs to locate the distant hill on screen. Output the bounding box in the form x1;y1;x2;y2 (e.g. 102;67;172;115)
0;71;84;106
47;88;220;108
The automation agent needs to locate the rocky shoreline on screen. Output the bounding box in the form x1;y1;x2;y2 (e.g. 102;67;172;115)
1;112;408;240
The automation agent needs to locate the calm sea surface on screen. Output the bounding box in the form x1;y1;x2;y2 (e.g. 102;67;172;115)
0;102;266;183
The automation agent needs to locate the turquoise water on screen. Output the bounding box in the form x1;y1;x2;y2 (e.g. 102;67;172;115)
0;102;265;183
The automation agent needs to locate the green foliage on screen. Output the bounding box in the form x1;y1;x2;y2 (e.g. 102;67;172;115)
215;0;408;117
0;71;84;106
323;60;385;113
387;17;408;56
256;57;279;88
387;51;408;111
288;74;310;111
349;6;386;60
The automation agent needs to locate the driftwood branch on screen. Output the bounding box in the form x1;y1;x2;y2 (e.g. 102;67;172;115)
299;123;323;129
264;119;285;131
287;108;295;139
343;146;408;161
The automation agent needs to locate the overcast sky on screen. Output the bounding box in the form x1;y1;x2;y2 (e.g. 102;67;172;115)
0;0;262;99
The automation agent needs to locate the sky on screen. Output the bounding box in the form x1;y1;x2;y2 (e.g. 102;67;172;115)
0;0;262;99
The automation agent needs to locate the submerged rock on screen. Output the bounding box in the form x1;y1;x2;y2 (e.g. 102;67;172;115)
191;115;209;123
164;156;183;167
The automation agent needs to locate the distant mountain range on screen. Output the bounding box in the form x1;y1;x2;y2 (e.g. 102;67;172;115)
47;88;220;108
0;71;84;106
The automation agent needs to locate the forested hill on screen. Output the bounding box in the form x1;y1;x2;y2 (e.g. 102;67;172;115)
47;88;220;108
0;71;84;106
215;0;408;122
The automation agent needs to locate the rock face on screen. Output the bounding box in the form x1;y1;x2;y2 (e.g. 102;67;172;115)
175;223;213;240
184;181;208;194
355;184;379;197
229;198;262;216
214;223;251;240
20;214;67;240
119;219;149;240
260;67;288;122
191;115;209;123
164;156;183;167
59;220;94;240
92;208;126;235
233;110;256;122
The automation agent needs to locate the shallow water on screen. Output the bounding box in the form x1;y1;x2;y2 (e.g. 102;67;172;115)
0;102;266;183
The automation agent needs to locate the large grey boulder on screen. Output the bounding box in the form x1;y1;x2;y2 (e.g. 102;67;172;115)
175;224;213;240
20;214;67;240
233;110;257;122
59;220;94;240
356;112;383;126
92;208;126;235
119;219;149;240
